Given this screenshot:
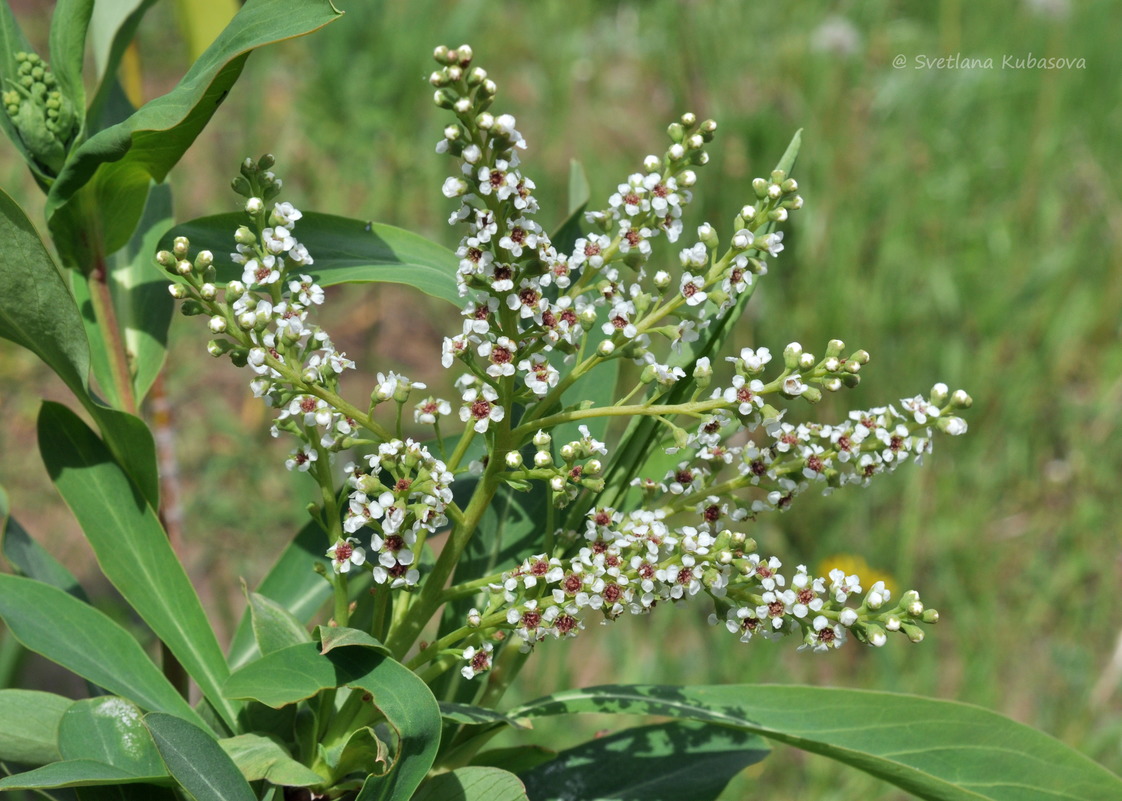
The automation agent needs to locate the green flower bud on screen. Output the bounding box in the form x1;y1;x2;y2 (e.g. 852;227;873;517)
168;283;188;299
172;236;190;257
752;177;769;199
782;341;803;369
505;451;523;468
951;389;972;409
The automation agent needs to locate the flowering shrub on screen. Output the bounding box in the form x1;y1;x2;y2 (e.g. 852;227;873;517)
2;5;1120;799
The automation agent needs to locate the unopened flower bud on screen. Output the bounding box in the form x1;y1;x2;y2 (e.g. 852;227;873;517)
505;451;523;468
180;300;203;316
782;342;803;368
172;236;190;257
434;88;457;108
697;222;717;248
865;625;887;647
237;311;256;330
534;450;552;468
901;623;925;643
752;177;769;199
453;97;471;114
951;389;972;409
207;316;227;333
549;475;566;493
884;615;901;631
234;226;256;246
175;259;193;276
559;444;576;462
585;459;602;475
245;197;264;215
823;377;842;392
156;250;176;270
194;250;213;270
798;352;815;370
168;283;188;299
467;608;482;627
653;270;671;289
225;280;246;299
597;340;615;357
199;283;217;301
668;143;685;161
679;169;697;187
643;154;660;172
731;229;754;250
532;430;551;448
839;608;858;627
823;357;840;373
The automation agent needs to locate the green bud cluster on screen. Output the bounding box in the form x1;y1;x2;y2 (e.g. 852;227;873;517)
230;153;283;203
3;51;79;174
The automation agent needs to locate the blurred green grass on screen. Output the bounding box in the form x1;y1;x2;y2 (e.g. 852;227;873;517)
2;0;1120;797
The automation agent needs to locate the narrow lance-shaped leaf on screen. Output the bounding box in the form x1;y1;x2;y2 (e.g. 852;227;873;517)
509;684;1122;801
0;573;206;729
48;0;95;121
164;213;461;307
144;713;256;801
45;0;343;269
37;402;236;729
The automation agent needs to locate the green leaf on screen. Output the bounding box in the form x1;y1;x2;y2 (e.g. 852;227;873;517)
0;187;91;393
315;624;389;656
165;212;461;306
0;759;167;791
248;590;313;656
225;636;441;801
218;733;325;787
0;187;159;504
471;747;556;776
36;402;235;729
437;703;526;729
48;0;95;121
227;520;332;668
116;181;175;402
58;697;167;779
1;489;89;602
0;574;205;729
518;721;767;801
144;712;257;801
414;767;528;801
510;684;1122;801
0;689;71;765
45;0;343;269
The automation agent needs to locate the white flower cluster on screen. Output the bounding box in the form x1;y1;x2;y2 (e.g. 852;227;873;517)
430;45;800;437
334;439;454;587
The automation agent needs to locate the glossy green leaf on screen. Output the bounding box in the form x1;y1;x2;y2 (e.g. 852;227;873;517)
518;721;767;801
225;635;441;801
45;0;343;269
0;759;167;791
144;712;256;801
37;402;235;729
75;782;180;801
165;212;461;306
414;767;528;801
0;187;159;504
218;733;324;787
48;0;94;120
248;590;312;656
510;684;1122;801
0;689;71;765
58;697;167;779
0;574;205;729
227;520;332;668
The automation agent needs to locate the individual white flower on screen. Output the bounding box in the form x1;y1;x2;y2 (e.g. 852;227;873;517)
679;272;708;306
271;202;303;227
461;642;494;679
326;538;366;574
460;385;504;433
285;445;318;472
414;396;452;425
242;254;280;287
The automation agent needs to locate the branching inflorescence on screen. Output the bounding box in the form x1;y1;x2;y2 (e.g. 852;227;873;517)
159;44;970;686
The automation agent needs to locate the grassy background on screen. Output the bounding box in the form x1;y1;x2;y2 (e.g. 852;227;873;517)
2;0;1120;798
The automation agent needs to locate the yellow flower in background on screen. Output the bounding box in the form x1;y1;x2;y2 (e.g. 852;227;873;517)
817;553;896;596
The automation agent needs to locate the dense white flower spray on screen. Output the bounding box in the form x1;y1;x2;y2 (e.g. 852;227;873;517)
159;44;970;684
